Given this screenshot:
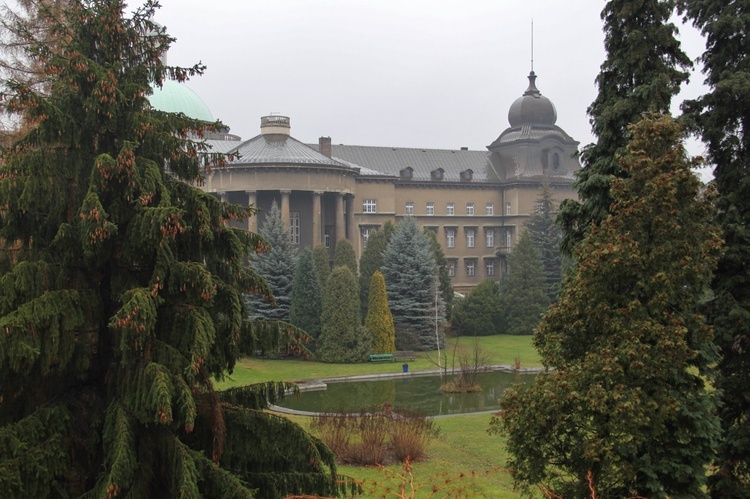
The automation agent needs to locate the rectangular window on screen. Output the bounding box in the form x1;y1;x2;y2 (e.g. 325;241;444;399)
467;203;475;216
486;229;494;247
448;261;456;277
290;211;300;245
446;228;455;248
486;260;495;276
486;203;494;216
362;228;371;247
446;203;455;216
506;202;512;215
324;229;331;248
426;202;435;216
363;199;377;213
405;202;414;216
466;228;475;248
466;260;476;277
506;230;512;248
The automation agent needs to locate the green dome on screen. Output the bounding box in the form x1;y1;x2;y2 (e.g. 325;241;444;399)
149;79;214;122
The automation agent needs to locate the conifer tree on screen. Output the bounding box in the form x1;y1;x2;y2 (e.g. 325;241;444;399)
450;280;503;337
317;266;371;363
246;201;297;322
381;217;443;350
358;220;394;320
333;238;357;277
0;2;344;497
424;228;455;320
289;248;322;347
365;270;395;354
679;2;750;495
494;115;722;498
312;244;331;289
558;0;692;255
525;184;565;302
501;229;549;335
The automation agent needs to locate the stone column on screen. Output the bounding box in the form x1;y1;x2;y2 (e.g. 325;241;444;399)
312;191;323;247
345;194;354;244
245;190;257;233
335;192;345;245
280;190;291;228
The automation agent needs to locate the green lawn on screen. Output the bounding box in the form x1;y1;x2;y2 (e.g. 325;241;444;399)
218;334;541;389
222;335;540;498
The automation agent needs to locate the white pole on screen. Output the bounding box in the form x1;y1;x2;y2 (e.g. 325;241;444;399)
435;276;441;371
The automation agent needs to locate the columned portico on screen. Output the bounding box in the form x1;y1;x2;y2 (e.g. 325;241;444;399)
280;190;291;228
312;191;323;246
245;190;257;233
335;192;345;243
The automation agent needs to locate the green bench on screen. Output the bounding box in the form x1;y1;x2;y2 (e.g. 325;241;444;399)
369;353;394;362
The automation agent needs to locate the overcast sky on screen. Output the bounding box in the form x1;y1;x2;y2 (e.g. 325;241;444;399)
154;0;708;162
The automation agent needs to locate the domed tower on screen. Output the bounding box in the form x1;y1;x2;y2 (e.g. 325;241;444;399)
488;71;580;179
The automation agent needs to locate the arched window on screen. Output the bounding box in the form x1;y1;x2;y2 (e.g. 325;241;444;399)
552;152;560;170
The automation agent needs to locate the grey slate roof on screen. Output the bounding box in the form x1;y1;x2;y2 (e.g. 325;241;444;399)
230;134;353;168
204;138;242;154
310;144;499;182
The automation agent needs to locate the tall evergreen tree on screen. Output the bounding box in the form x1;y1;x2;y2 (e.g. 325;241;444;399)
558;0;692;255
358;220;394;320
525;184;564;302
381;217;443;351
333;238;357;277
246;201;297;322
494;115;722;498
317;266;371;363
424;228;455;321
312;244;331;289
679;2;750;495
365;270;395;354
502;229;549;335
0;1;344;497
289;248;322;347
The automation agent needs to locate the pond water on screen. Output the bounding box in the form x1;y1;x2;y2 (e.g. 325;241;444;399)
276;370;537;417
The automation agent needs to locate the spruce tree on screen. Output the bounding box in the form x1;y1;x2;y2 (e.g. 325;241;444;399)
289;248;322;347
381;217;443;351
246;201;297;322
558;0;692;255
679;2;750;495
0;2;343;497
494;115;722;498
365;270;396;354
502;229;549;335
312;244;331;288
450;280;503;337
333;238;357;277
358;220;394;320
525;184;565;302
317;266;371;363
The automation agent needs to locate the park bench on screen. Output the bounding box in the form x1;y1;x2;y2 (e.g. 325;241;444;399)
394;351;416;361
369;353;394;362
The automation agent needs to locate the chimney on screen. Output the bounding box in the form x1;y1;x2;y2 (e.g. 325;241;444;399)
319;136;332;158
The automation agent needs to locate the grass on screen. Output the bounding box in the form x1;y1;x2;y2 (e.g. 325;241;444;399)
218;334;541;390
222;335;539;498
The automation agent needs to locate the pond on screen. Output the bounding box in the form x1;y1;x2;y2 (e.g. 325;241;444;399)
276;370;537;417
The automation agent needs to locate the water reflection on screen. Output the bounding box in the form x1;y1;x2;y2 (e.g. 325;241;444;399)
277;371;536;417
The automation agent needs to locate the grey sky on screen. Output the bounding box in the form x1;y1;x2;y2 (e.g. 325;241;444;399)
155;0;708;162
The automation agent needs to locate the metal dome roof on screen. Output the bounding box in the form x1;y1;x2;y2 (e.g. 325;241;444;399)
148;79;215;122
507;72;557;127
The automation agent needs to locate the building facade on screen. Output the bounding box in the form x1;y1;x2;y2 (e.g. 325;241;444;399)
153;71;581;292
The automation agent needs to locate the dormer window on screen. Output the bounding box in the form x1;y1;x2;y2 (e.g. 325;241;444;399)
431;168;444;181
460;169;473;182
400;167;414;180
552;152;560;170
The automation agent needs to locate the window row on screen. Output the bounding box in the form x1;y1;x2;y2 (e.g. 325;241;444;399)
361;200;516;216
447;259;496;278
445;228;511;249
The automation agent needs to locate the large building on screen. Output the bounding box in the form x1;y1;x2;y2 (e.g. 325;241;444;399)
151;71;581;292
